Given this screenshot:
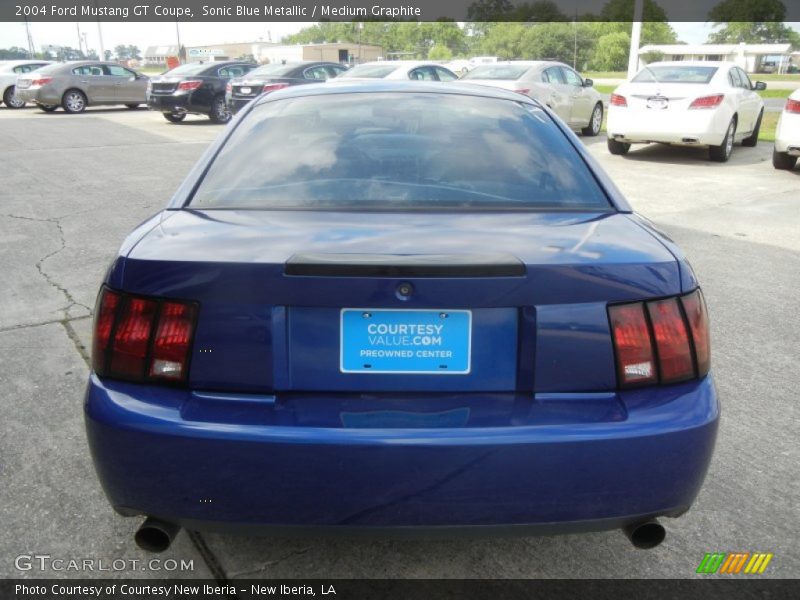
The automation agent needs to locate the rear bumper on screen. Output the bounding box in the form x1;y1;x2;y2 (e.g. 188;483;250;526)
774;113;800;154
16;86;60;105
228;96;256;114
84;375;719;533
607;107;729;146
147;93;205;115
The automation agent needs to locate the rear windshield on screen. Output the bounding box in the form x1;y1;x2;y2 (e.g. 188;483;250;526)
338;64;397;78
462;65;532;80
164;62;212;76
632;66;718;84
189;92;610;211
249;63;303;77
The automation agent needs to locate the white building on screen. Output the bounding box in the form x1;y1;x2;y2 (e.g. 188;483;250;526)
637;43;793;74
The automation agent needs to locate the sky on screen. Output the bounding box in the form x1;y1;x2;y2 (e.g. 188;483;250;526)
0;22;797;55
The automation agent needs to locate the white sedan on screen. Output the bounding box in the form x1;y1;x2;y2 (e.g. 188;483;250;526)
334;61;457;82
0;59;51;108
773;89;800;170
606;61;766;162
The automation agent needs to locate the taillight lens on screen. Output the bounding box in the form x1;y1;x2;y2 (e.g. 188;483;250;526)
610;93;627;107
609;290;710;388
149;301;198;381
689;94;724;109
680;289;710;377
263;82;290;93
785;98;800;114
32;76;52;86
514;88;530;96
177;80;202;91
609;303;657;386
92;287;198;384
647;298;693;383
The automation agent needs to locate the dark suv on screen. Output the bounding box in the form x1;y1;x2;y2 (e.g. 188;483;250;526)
226;61;348;114
147;61;256;123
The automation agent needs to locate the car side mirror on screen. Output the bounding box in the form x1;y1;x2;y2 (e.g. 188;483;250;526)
753;81;766;91
583;78;594;88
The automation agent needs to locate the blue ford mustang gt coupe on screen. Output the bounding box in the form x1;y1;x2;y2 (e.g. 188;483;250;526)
84;81;718;552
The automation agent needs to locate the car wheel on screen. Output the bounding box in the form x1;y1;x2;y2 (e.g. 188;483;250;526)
582;103;603;136
709;118;736;162
62;89;87;114
772;148;798;170
741;110;762;147
125;103;140;109
3;86;26;109
607;138;630;155
163;112;186;123
37;103;59;112
209;95;231;124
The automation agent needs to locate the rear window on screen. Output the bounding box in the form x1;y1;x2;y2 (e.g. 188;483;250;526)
249;63;303;77
164;62;212;76
189;92;610;212
632;66;718;84
338;64;397;79
462;65;532;81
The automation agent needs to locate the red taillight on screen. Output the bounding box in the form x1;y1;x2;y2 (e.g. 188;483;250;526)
785;98;800;114
647;298;694;383
514;88;530;96
609;303;657;386
109;297;158;378
177;80;202;91
149;301;198;381
262;82;290;93
609;290;711;388
689;94;724;109
92;288;198;384
681;289;710;377
32;76;52;86
610;93;627;107
91;288;120;372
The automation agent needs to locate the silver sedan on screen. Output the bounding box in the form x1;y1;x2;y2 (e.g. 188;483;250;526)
460;61;604;136
15;61;149;114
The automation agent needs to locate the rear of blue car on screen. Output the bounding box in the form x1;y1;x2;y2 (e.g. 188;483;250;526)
85;83;718;549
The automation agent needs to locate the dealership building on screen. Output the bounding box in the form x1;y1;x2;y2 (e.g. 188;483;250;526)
179;41;383;65
637;42;794;73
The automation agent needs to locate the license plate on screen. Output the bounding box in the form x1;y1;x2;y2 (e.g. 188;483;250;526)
647;96;668;109
239;87;251;95
340;309;471;374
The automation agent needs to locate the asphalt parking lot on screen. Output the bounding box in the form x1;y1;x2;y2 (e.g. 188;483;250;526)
1;104;798;581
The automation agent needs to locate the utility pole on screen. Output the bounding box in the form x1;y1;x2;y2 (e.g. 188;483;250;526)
627;0;644;79
175;20;183;63
24;18;35;58
76;22;83;55
94;0;105;60
572;10;578;69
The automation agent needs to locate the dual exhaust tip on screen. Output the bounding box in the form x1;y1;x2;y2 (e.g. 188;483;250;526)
133;516;665;553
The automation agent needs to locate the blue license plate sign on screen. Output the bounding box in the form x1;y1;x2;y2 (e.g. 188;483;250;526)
340;309;471;374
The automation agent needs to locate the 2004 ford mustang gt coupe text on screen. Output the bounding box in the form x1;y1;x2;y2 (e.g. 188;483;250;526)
84;81;719;552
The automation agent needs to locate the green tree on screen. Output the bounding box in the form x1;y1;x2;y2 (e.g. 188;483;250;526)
707;0;800;45
429;44;453;60
0;46;30;59
590;31;631;70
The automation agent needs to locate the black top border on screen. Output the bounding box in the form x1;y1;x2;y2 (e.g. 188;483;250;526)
5;0;800;22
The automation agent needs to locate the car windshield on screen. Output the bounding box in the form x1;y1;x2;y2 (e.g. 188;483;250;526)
189;92;610;212
632;66;718;84
462;65;532;80
164;63;212;76
249;63;303;77
338;64;397;78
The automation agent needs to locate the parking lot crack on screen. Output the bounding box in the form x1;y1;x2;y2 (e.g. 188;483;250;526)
3;213;92;319
227;546;313;578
